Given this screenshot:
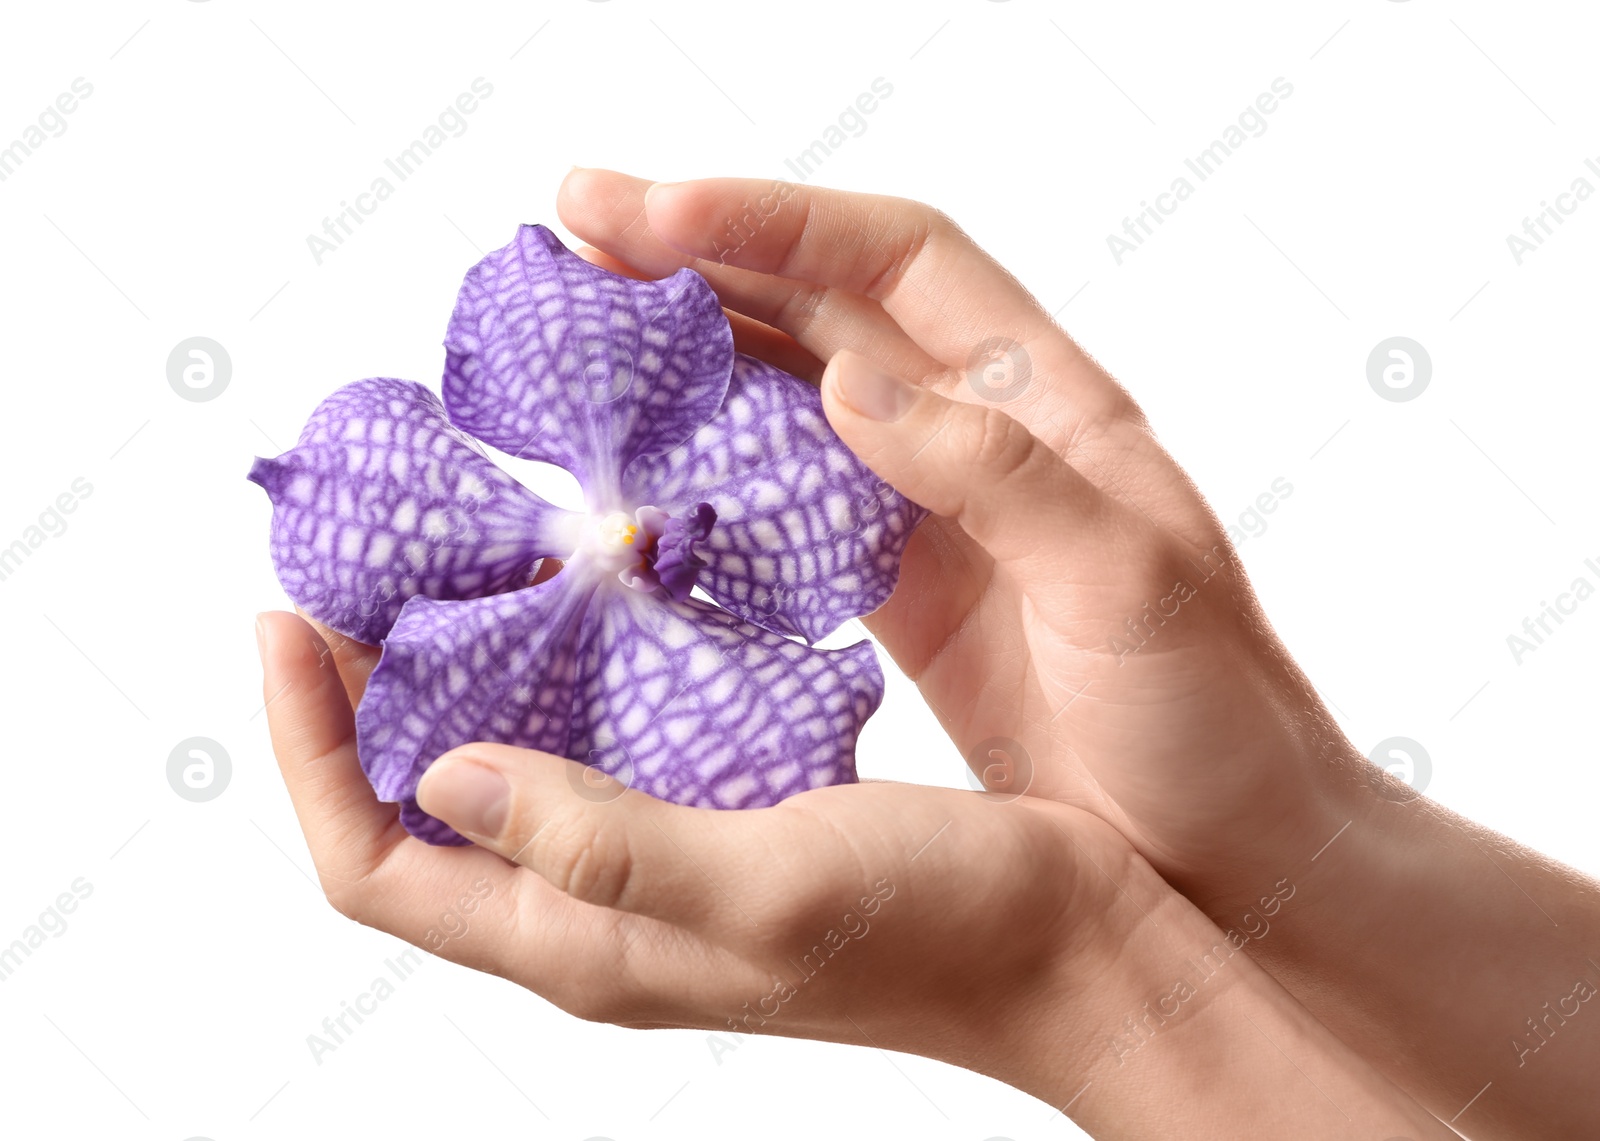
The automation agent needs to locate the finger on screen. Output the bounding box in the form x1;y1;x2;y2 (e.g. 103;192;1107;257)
294;606;378;711
416;743;773;939
260;613;714;1018
726;313;824;383
576;243;825;382
640;177;1066;370
326;834;729;1026
821;351;1120;569
633;174;1144;439
258;610;402;883
559;168;939;384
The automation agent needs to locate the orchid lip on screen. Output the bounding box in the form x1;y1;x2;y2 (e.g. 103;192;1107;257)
571;503;714;600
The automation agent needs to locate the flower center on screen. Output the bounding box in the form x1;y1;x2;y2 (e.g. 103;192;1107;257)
577;503;716;601
586;510;645;570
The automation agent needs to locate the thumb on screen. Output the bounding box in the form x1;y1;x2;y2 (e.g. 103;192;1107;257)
821;350;1104;567
416;743;762;938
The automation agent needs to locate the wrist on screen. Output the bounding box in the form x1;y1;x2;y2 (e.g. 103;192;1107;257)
1192;748;1600;1138
974;829;1453;1138
1177;722;1370;925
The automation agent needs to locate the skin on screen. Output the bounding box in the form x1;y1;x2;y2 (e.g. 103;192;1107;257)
260;609;1451;1138
256;171;1599;1136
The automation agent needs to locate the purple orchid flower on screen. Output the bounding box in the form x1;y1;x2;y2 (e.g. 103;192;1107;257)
250;225;926;845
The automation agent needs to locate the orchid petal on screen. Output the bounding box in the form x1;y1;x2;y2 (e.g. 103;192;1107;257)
248;378;579;644
356;573;597;841
443;225;733;507
359;572;881;842
624;354;928;643
569;588;880;810
400;798;472;847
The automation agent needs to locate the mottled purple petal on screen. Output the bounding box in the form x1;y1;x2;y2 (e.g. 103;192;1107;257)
248;378;580;644
359;572;882;842
624;354;928;643
400;798;471;847
443;225;733;506
570;588;880;810
356;574;597;839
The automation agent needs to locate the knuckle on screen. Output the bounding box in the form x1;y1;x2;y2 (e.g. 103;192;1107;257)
554;977;655;1027
1122;539;1236;618
902;199;957;239
560;985;626;1025
557;924;672;1026
1075;382;1144;432
775;283;826;335
321;876;371;926
770;194;816;279
1107;385;1147;426
923;205;962;242
542;815;634;912
598;991;660;1027
312;840;388;929
861;201;944;298
969;406;1040;482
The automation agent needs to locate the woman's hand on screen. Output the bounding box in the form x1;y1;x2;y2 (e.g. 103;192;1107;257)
259;608;1455;1139
258;609;1132;1072
557;171;1600;1139
258;609;1113;1065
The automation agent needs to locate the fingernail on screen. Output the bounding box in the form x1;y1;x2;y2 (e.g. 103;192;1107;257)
833;354;917;422
419;759;510;838
255;613;269;662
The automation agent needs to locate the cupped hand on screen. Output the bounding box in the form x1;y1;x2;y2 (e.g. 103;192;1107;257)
556;171;1358;906
256;609;1140;1080
259;609;1465;1138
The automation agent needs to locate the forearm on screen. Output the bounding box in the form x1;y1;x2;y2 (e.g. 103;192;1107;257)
973;852;1456;1140
1200;751;1600;1138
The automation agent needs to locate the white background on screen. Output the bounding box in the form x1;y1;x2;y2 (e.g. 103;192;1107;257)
1;2;1596;1138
